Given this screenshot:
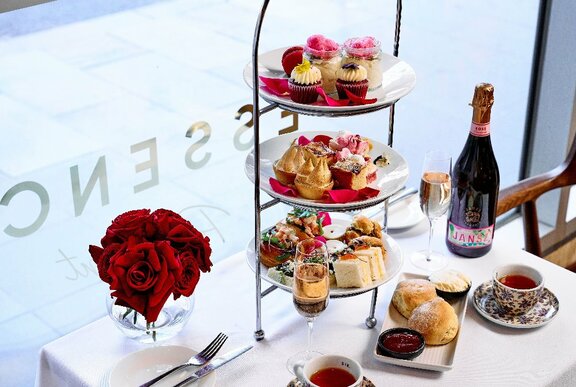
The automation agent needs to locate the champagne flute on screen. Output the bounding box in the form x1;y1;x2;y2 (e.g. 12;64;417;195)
410;150;452;271
286;238;330;374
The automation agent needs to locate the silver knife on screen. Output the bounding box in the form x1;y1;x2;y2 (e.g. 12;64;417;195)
172;344;253;387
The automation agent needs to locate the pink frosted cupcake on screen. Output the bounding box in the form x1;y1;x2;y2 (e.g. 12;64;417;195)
335;63;369;99
288;59;322;104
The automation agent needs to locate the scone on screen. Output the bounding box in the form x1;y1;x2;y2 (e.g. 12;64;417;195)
408;297;459;345
391;279;437;319
294;158;334;200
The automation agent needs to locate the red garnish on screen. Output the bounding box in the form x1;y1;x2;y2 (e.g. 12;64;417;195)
312;134;332;146
340;253;358;260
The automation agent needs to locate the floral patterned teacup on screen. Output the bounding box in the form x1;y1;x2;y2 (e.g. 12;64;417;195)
492;264;544;315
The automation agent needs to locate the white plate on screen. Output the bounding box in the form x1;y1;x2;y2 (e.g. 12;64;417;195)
373;273;468;371
245;131;409;211
246;218;404;298
244;49;416;116
371;194;426;230
472;280;559;329
258;46;294;72
108;345;216;387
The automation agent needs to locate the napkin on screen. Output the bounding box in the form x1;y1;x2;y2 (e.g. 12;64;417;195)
324;187;380;203
259;76;290;96
258;76;377;106
269;178;380;204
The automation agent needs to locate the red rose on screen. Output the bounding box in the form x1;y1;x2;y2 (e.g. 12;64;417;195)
101;209;151;247
189;235;213;273
108;240;182;323
152;209;213;272
174;251;201;298
89;242;125;284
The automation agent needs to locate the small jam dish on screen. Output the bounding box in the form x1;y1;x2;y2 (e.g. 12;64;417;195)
377;327;425;360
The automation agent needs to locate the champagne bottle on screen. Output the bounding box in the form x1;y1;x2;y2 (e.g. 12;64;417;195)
446;83;500;257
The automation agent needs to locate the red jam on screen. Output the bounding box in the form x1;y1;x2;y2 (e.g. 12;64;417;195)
499;274;537;289
310;367;356;387
381;332;422;353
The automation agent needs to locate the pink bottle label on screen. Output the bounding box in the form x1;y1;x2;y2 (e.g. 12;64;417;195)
470;122;490;137
447;221;494;248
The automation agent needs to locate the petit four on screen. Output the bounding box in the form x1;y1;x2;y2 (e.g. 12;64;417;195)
281;46;304;76
335;63;369;99
288;59;322;104
294;157;334;200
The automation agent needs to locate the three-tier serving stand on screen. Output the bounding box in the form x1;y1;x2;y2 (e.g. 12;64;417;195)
248;0;407;341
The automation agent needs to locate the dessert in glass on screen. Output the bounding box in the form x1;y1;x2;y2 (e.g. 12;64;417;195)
342;36;382;90
303;34;341;95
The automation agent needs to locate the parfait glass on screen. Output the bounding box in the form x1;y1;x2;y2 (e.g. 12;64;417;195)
410;150;452;271
286;238;330;374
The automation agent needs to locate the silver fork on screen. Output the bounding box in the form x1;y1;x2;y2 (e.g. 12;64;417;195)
138;332;228;387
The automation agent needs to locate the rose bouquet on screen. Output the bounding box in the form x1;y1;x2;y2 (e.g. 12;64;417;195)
89;209;212;339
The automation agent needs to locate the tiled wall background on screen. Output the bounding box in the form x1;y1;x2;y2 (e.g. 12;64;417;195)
0;0;538;385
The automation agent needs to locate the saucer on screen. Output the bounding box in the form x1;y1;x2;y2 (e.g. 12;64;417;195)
288;376;375;387
472;280;559;328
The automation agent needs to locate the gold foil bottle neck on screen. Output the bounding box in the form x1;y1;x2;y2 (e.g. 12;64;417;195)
469;83;494;123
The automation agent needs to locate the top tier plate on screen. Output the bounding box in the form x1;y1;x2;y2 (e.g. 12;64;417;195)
243;47;416;117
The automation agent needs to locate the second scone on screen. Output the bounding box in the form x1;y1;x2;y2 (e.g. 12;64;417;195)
407;297;459;345
391;278;437;319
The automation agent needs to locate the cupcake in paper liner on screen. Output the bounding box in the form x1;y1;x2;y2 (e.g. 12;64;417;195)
336;63;369;99
288;59;322;104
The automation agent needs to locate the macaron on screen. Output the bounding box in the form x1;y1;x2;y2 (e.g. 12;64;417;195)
281;46;303;76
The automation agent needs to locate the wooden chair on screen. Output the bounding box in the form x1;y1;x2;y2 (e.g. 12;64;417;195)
496;133;576;259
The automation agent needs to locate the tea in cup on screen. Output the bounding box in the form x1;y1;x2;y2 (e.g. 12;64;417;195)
298;354;363;387
492;264;544;315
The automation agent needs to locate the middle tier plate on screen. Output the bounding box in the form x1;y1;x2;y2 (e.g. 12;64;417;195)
245;131;409;211
246;219;404;298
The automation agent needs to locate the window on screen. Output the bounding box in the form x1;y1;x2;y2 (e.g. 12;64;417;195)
0;1;539;384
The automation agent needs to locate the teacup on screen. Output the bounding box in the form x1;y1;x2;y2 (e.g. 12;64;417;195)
492;264;544;315
297;354;363;387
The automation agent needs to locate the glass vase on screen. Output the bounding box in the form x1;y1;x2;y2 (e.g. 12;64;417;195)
106;294;194;344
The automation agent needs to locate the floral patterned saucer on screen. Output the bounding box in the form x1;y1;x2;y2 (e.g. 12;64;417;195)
288;376;375;387
472;280;559;328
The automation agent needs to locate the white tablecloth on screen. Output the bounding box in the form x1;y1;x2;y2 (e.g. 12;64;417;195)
36;222;576;386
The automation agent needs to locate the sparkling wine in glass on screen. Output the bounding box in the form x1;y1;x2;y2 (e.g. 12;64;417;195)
411;150;452;271
287;238;330;374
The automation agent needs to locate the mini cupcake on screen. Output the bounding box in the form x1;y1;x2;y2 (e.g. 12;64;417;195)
336;63;369;99
288;59;322;104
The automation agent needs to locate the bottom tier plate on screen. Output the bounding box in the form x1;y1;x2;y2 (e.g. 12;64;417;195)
245;219;403;298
